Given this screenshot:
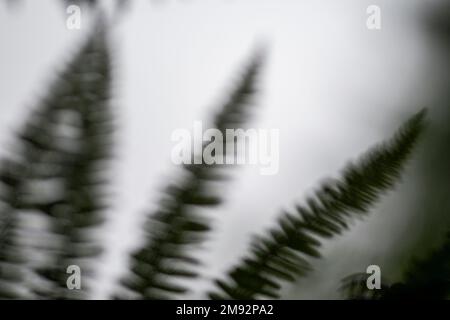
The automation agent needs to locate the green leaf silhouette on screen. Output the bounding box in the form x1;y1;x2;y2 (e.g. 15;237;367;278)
208;109;426;300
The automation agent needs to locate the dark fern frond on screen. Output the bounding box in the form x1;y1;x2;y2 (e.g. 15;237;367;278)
0;20;114;299
116;50;265;299
29;22;114;299
208;109;426;300
0;160;28;298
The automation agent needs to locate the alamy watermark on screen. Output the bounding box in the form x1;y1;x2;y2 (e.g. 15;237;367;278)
66;265;81;290
366;5;381;30
366;264;381;290
66;5;81;30
171;121;280;175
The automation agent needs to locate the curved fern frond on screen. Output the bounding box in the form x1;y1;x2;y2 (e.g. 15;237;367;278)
208;109;426;300
116;50;265;299
0;20;114;299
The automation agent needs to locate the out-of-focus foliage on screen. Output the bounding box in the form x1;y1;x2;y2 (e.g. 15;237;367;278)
341;232;450;299
208;110;426;299
0;20;114;299
115;51;265;299
341;3;450;301
0;2;438;300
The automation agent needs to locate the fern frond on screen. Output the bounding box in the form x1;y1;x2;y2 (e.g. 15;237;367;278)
116;51;265;299
208;109;426;300
0;21;114;299
30;22;114;299
0;160;28;298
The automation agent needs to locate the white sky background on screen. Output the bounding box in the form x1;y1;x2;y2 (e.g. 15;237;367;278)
0;0;445;299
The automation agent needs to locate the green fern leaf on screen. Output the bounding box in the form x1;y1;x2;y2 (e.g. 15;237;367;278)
0;160;28;298
208;109;426;300
0;21;114;299
116;50;265;299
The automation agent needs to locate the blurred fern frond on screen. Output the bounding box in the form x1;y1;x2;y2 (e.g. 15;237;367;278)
30;22;114;299
116;51;265;299
0;21;114;299
208;109;426;300
0;160;27;298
